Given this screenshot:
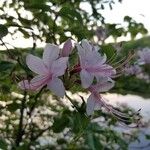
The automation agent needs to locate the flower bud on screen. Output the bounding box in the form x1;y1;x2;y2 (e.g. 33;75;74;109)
61;38;72;57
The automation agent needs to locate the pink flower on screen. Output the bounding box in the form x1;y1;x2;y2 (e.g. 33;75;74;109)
86;78;141;126
76;39;116;88
86;77;115;115
138;47;150;65
60;39;73;57
19;44;68;97
124;64;142;75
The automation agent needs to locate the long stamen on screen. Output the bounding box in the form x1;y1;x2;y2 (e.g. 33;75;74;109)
106;52;117;64
115;52;135;70
96;94;141;127
112;56;127;67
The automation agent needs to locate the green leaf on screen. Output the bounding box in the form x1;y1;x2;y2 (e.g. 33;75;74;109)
0;24;8;38
24;4;50;12
86;133;102;150
0;61;15;72
70;112;89;134
101;44;116;60
52;114;69;133
0;84;10;94
0;139;7;149
59;6;83;24
7;102;20;112
87;133;96;150
18;28;30;39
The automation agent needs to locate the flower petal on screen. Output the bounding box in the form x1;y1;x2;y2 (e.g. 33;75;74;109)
94;80;115;92
51;57;68;77
61;39;72;57
80;69;94;88
86;94;97;116
87;64;116;77
43;44;60;68
47;78;65;97
30;75;49;90
26;54;48;75
76;43;85;57
18;80;31;90
81;39;92;51
84;51;103;66
18;75;48;91
96;76;109;83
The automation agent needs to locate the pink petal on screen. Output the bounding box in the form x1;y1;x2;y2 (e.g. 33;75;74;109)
30;75;50;90
81;39;92;51
76;43;86;58
26;54;48;75
61;39;72;57
96;76;109;83
87;65;116;77
86;94;97;116
18;80;31;90
84;51;104;66
47;78;65;97
80;69;94;88
43;44;60;69
93;80;115;92
18;75;49;91
51;57;68;77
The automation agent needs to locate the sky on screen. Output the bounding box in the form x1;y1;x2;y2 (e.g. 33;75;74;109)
101;0;150;31
1;0;150;49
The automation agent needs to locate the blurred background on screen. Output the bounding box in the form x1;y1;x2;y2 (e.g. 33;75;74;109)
0;0;150;149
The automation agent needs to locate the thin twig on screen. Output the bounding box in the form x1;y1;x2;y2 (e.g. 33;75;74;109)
65;92;79;111
15;91;27;147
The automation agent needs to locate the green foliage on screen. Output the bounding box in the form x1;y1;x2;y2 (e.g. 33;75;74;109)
0;139;7;149
52;111;70;133
59;6;83;24
0;61;15;72
0;24;8;38
101;44;117;59
112;76;150;98
124;16;148;40
121;36;150;52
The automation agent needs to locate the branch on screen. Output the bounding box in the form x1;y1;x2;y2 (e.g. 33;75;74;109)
65;92;79;111
15;91;27;147
27;126;51;148
28;86;45;117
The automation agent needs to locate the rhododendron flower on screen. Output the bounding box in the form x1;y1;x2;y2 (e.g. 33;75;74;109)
86;77;115;115
60;38;73;57
76;39;116;88
124;64;141;75
19;44;68;97
137;47;150;65
86;78;140;125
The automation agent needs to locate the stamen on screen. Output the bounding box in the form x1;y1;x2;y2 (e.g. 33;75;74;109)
114;52;135;70
96;94;141;127
106;52;117;64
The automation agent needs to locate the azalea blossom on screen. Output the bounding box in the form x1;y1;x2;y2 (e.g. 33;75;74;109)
86;77;115;115
19;44;68;97
124;64;142;75
76;39;116;88
137;47;150;65
86;78;140;125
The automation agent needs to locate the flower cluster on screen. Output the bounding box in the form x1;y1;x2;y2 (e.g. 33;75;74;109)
137;47;150;65
124;47;150;83
18;39;140;122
